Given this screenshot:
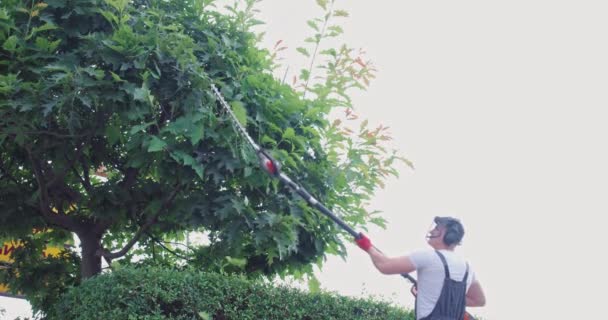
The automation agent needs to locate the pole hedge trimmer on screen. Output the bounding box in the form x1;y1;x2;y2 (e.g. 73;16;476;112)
209;83;475;320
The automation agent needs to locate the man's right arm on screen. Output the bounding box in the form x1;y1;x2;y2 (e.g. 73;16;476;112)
466;279;486;307
355;234;417;275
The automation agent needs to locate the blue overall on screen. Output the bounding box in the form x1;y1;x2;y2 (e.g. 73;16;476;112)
418;251;469;320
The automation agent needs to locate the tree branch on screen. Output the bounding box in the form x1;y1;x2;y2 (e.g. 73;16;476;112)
26;147;79;231
64;152;93;196
83;160;92;189
24;131;89;138
0;127;90;138
91;168;138;234
302;0;335;99
0;159;20;186
99;183;182;260
120;167;139;191
80;156;93;193
146;231;195;262
47;144;84;187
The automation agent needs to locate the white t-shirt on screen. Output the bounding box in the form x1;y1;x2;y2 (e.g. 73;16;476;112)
409;249;475;319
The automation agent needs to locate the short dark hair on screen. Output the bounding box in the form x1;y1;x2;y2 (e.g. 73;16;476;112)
434;216;465;246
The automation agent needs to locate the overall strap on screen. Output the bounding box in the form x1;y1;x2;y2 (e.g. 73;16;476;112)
463;262;470;283
434;250;450;279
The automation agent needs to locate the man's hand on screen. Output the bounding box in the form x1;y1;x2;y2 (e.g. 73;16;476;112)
355;233;372;252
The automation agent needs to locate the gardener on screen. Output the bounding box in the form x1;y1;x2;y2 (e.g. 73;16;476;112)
355;216;486;320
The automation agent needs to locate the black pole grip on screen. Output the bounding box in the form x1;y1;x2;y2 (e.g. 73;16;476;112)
312;202;359;238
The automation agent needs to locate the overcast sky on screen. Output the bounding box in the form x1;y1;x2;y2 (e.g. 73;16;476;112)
255;1;608;319
3;1;608;318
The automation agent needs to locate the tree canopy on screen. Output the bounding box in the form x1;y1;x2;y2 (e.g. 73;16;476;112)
0;0;407;313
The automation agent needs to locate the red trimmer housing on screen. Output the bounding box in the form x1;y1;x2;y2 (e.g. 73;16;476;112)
257;149;280;176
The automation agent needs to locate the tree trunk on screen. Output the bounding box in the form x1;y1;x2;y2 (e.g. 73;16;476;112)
78;230;103;279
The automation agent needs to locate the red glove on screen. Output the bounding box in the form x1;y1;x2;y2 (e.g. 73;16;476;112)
355;233;372;252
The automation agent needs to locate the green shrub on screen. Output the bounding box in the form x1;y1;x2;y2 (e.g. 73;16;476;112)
50;267;414;320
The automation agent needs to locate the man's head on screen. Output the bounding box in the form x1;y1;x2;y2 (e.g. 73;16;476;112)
426;216;465;249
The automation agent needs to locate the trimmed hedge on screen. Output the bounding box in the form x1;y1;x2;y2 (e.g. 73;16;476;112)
50;267;414;320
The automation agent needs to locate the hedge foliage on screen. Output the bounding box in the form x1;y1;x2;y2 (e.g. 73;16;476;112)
50;267;414;320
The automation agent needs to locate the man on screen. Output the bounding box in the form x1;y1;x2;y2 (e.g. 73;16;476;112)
355;216;486;320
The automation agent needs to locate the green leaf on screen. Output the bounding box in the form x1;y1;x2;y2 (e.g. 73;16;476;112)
370;217;387;229
27;23;58;40
230;101;247;127
261;135;276;147
320;48;336;56
34;37;61;52
110;71;125;82
162;116;204;145
171;150;205;179
99;9;119;26
147;136;167;152
2;35;18;52
145;199;162;214
316;0;327;10
181;153;197;167
306;20;319;31
41;100;57;116
192;164;204;179
190;126;204;145
133;87;150;102
83;67;105;80
0;134;7;147
0;9;9;20
14;132;25;146
225;256;246;268
334;10;349;17
164;117;190;134
198;311;210;320
0;73;19;94
105;0;130;12
327;25;344;36
129;121;155;134
296;47;309;57
304;36;316;43
282;127;296;141
105;125;121;145
307;276;321;293
169;150;187;164
244;166;252;177
359;119;368;132
247;19;265;27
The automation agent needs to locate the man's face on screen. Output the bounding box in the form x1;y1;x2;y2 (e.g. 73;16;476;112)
426;222;446;248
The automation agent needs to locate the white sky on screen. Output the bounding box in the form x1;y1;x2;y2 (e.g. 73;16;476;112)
254;0;608;319
2;1;608;318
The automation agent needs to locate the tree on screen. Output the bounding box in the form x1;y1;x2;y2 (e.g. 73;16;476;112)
0;0;407;313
